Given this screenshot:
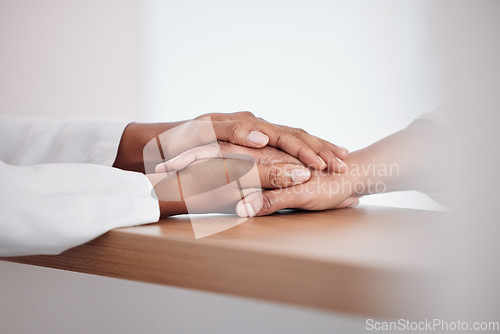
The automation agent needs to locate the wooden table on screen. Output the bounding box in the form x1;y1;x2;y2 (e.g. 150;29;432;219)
3;206;445;318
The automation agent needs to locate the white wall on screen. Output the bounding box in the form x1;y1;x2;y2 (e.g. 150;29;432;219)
140;0;443;210
0;0;140;119
0;1;444;333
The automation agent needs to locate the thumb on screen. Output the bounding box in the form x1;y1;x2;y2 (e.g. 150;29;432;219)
236;189;301;217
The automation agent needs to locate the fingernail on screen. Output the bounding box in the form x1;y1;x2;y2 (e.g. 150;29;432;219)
155;163;166;173
291;168;311;183
347;198;359;208
318;156;327;170
236;202;255;218
337;157;347;169
247;131;269;146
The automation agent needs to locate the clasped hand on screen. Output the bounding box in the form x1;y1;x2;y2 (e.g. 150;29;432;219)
135;112;358;218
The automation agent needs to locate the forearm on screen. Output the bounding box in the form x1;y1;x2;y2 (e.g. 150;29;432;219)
345;120;445;196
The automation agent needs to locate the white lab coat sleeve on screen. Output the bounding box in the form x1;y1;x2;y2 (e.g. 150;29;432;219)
0;116;161;256
0;116;129;166
0;160;160;256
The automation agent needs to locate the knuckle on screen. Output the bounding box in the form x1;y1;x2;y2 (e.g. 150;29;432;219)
295;146;306;161
294;127;308;135
267;165;282;188
225;121;244;138
274;129;288;148
261;193;276;212
236;111;255;119
194;113;209;120
318;148;331;157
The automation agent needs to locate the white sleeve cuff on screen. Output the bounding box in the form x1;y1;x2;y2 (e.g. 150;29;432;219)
119;171;161;229
91;120;131;166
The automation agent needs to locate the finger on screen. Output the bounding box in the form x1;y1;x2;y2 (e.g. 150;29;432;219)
336;196;360;208
198;112;338;170
236;189;301;218
214;160;310;190
293;132;348;172
250;122;327;170
155;143;221;173
322;150;347;173
199;113;279;151
315;136;349;159
218;141;303;165
178;158;255;199
235;190;359;217
280;126;347;173
158;119;220;159
211;121;270;148
196;111;252;122
208;117;325;169
155;139;305;174
256;164;311;189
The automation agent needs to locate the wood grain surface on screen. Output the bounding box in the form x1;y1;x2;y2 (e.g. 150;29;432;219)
3;206;446;317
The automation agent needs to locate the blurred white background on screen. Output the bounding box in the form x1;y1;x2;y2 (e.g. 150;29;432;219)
139;0;443;210
0;0;445;333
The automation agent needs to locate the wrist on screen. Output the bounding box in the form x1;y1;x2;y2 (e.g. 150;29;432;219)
113;122;183;173
158;201;188;218
343;149;387;197
146;173;187;218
